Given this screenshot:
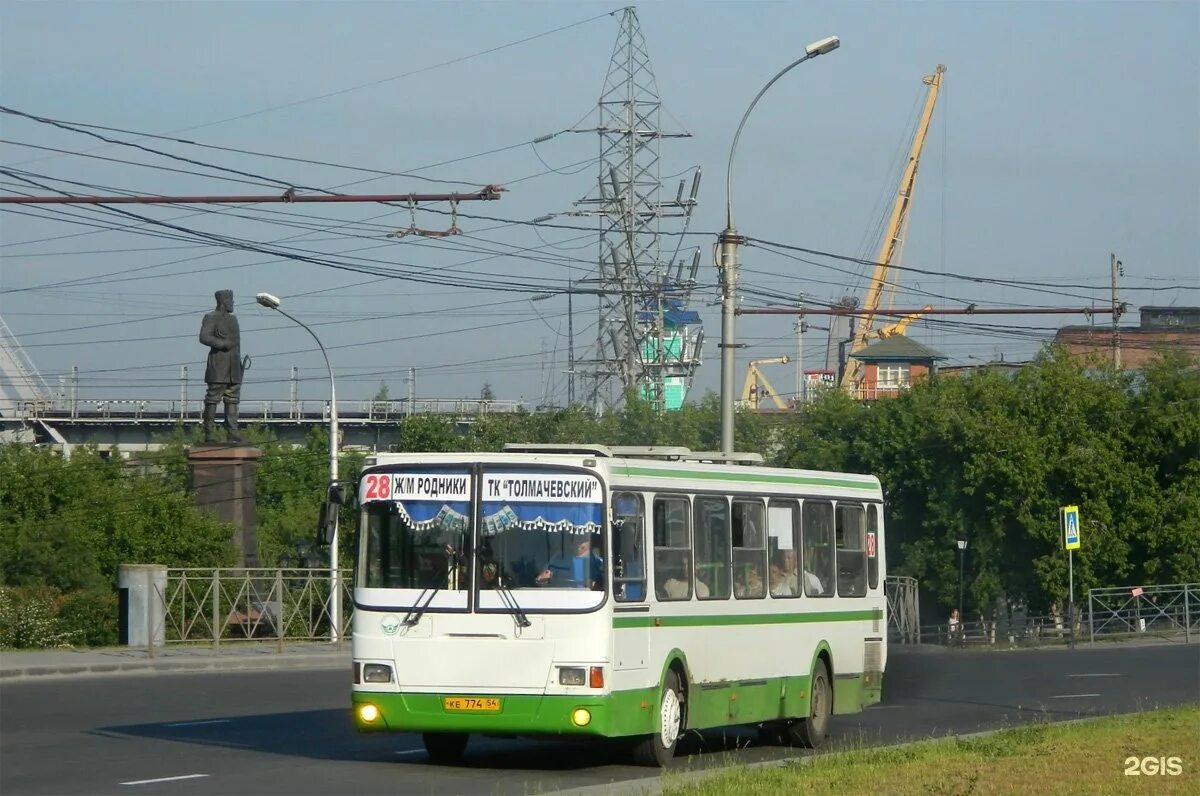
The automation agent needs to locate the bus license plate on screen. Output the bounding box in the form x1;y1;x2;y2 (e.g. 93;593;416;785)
443;696;501;712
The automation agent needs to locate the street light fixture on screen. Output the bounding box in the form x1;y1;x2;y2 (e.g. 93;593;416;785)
719;35;840;453
256;292;343;643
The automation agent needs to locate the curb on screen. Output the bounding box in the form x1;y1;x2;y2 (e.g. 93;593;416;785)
0;653;350;681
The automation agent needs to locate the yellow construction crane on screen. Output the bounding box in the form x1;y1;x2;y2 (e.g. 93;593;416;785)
741;356;790;411
841;65;946;389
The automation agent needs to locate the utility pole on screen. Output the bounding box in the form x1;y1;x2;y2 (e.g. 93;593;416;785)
566;284;575;405
1111;253;1123;369
289;366;299;419
180;365;188;418
406;367;416;416
957;538;968;640
795;294;805;406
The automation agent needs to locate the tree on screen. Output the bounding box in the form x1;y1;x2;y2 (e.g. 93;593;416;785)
770;348;1200;617
0;445;236;592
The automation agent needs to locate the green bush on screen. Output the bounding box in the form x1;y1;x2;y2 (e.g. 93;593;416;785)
57;588;119;647
0;585;78;649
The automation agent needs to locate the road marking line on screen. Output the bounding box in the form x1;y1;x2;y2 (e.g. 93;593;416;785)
1067;673;1121;677
120;774;210;786
394;750;425;757
1049;693;1101;699
164;719;231;727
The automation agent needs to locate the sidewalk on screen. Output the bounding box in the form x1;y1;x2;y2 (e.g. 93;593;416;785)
0;642;350;681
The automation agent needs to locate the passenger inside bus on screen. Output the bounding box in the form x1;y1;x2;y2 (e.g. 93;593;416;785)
769;549;799;596
535;533;604;589
734;565;764;598
659;557;708;599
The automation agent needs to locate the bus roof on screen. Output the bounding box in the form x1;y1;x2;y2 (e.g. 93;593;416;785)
502;443;764;466
360;448;881;497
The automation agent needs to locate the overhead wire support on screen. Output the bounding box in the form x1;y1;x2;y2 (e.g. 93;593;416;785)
571;6;701;413
738;306;1123;317
0;186;504;205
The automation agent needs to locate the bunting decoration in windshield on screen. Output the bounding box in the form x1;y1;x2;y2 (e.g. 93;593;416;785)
481;472;603;536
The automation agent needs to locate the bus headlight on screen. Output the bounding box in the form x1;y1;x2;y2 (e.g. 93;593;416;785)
363;664;393;683
571;708;592;727
358;703;381;723
558;667;586;686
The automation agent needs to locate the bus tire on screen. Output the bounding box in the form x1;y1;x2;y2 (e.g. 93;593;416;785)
631;669;684;767
788;659;831;749
422;731;468;764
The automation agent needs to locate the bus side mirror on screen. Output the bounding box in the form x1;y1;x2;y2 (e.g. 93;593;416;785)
316;501;339;546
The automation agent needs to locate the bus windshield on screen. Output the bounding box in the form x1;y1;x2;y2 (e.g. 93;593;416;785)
357;466;607;611
359;469;472;608
478;470;605;590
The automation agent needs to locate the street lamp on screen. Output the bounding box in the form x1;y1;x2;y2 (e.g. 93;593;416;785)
256;292;343;642
719;35;840;454
956;539;968;630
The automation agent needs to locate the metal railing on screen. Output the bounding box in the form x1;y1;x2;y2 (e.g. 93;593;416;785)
1088;583;1197;644
922;613;1077;647
161;568;354;649
912;583;1199;648
8;397;522;422
885;575;920;644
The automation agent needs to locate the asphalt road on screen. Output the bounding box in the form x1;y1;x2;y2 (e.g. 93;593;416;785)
2;643;1197;795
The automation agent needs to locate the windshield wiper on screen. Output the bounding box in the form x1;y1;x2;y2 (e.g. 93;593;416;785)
477;548;530;628
494;582;532;628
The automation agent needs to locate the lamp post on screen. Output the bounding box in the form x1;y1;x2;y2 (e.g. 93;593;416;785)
956;539;968;633
719;35;840;453
256;292;342;642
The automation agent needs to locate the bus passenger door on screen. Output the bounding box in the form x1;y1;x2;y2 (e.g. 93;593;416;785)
612;492;649;672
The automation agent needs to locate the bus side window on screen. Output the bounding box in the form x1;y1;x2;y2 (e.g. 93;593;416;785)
801;501;835;597
653;497;692;601
613;492;646;602
694;496;730;600
732;499;766;599
767;501;800;598
836;504;866;597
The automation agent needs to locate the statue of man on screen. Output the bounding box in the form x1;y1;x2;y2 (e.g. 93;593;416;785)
199;289;245;443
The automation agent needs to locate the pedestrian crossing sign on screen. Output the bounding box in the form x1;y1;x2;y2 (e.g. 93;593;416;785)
1061;505;1081;550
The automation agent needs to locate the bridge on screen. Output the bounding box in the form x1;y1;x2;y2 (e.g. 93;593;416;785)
0;397;525;453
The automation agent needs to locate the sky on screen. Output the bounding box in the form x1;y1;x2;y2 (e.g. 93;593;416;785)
1;0;1197;409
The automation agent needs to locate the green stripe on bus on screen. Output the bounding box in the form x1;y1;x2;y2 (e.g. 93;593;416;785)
612;609;881;629
615;466;877;491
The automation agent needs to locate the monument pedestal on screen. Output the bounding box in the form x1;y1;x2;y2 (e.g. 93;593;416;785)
188;445;262;567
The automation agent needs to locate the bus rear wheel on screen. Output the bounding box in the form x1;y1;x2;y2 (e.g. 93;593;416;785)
422;731;468;764
787;659;831;749
631;669;684;767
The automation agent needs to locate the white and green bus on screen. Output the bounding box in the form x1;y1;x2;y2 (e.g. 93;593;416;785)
350;444;886;766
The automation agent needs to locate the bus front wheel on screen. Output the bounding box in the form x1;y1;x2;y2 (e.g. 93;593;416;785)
422;731;468;764
631;669;684;767
787;659;831;748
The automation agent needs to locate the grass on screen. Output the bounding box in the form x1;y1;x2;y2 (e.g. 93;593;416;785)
661;706;1200;796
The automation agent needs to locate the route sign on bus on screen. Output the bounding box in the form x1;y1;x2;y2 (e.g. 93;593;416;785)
1061;505;1081;550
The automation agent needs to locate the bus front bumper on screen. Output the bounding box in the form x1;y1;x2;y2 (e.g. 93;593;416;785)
352;690;652;737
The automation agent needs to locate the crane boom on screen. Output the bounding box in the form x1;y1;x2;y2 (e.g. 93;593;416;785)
741;356;790;411
877;305;934;339
841;65;946;388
